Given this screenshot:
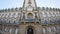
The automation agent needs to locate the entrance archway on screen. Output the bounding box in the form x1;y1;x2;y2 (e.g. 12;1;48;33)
27;28;33;34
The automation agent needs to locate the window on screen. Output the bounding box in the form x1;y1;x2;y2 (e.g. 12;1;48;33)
1;14;2;18
42;12;46;17
54;12;56;16
23;13;25;19
18;13;21;17
10;19;14;24
51;18;55;23
49;12;52;17
9;13;12;18
35;13;37;18
59;12;60;16
56;12;59;16
46;19;50;23
45;12;48;17
15;19;19;24
42;28;46;33
2;14;4;17
57;26;60;30
13;13;17;18
6;19;9;23
12;13;16;18
0;27;2;31
9;27;12;33
47;27;52;32
46;12;51;17
51;12;55;17
57;12;59;16
1;19;4;23
56;17;60;22
41;19;45;24
4;27;7;32
5;14;7;17
40;12;43;17
54;27;56;31
15;28;19;34
53;12;56;17
40;12;45;17
55;12;58;17
5;14;8;18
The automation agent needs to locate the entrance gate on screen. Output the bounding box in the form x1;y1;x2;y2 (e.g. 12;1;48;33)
27;28;34;34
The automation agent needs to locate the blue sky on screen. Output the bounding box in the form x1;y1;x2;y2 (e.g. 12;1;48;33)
0;0;60;9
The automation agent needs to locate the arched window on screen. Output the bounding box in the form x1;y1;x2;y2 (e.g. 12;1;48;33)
2;14;4;18
10;19;14;24
1;19;4;23
9;27;12;33
42;12;46;17
57;26;60;30
40;12;43;17
54;27;56;31
41;19;45;24
46;12;51;17
27;13;34;19
42;28;46;34
15;19;19;24
47;27;52;32
18;13;21;17
6;19;9;23
4;27;7;32
12;13;16;18
51;12;55;17
15;28;19;34
46;19;50;23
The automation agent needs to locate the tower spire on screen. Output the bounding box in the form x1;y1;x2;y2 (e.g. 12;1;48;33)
23;0;37;9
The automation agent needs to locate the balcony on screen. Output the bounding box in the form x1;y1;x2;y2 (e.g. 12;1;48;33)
0;20;20;26
21;18;39;22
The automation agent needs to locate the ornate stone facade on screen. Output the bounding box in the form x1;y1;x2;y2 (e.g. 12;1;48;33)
0;0;60;34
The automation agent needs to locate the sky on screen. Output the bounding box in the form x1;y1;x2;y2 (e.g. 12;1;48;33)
0;0;60;9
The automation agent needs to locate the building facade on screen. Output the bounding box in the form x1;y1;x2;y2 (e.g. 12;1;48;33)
0;0;60;34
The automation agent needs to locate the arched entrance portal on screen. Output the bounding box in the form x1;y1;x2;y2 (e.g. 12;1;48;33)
27;28;34;34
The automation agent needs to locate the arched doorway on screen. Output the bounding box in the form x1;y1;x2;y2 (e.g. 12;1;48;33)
27;28;34;34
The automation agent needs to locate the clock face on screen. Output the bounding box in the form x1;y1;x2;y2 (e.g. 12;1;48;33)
26;6;33;11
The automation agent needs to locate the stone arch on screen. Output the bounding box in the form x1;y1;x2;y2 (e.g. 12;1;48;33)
27;13;34;19
25;26;35;34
